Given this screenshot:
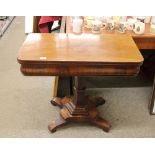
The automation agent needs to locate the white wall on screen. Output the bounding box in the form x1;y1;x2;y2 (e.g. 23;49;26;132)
25;16;33;33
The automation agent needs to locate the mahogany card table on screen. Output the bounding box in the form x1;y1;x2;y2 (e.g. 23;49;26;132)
17;33;143;133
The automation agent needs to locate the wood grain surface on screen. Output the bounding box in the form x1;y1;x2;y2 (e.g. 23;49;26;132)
17;33;143;76
18;33;143;64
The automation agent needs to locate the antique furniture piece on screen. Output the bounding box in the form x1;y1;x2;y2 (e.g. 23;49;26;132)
17;33;143;133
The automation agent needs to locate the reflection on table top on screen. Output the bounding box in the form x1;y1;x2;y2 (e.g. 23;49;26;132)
17;33;143;76
66;16;155;38
17;33;143;64
66;17;155;50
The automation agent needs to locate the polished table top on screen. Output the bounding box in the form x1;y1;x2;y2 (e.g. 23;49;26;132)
18;33;143;76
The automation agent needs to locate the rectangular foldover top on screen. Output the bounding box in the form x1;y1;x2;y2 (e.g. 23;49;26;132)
18;33;143;64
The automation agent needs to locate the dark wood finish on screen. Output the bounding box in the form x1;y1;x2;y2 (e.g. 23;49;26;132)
33;16;41;33
53;76;73;97
18;33;143;76
20;63;141;76
49;76;110;133
149;76;155;114
17;33;143;132
133;37;155;50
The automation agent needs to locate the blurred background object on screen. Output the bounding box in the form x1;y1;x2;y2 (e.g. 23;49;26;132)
0;16;14;37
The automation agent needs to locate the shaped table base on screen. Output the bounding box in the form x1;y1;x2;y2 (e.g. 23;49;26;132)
48;76;111;133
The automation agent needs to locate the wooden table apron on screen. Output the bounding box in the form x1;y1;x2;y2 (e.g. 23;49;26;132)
17;33;143;133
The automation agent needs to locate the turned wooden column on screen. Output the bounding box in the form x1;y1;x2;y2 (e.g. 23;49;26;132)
72;76;88;112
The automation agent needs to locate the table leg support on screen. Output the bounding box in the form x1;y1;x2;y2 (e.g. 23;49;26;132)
48;116;67;133
89;116;111;132
49;76;111;133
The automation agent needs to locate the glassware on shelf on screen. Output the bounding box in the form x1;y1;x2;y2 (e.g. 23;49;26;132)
119;16;127;22
71;16;83;23
112;16;120;23
113;17;127;33
150;24;155;34
84;16;94;29
91;20;102;34
72;17;83;34
106;19;115;32
145;16;151;23
103;16;112;22
151;16;155;24
126;18;137;30
117;21;127;33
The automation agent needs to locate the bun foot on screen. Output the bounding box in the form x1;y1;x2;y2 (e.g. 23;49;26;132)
88;96;106;107
51;97;62;108
51;96;72;108
94;97;105;107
